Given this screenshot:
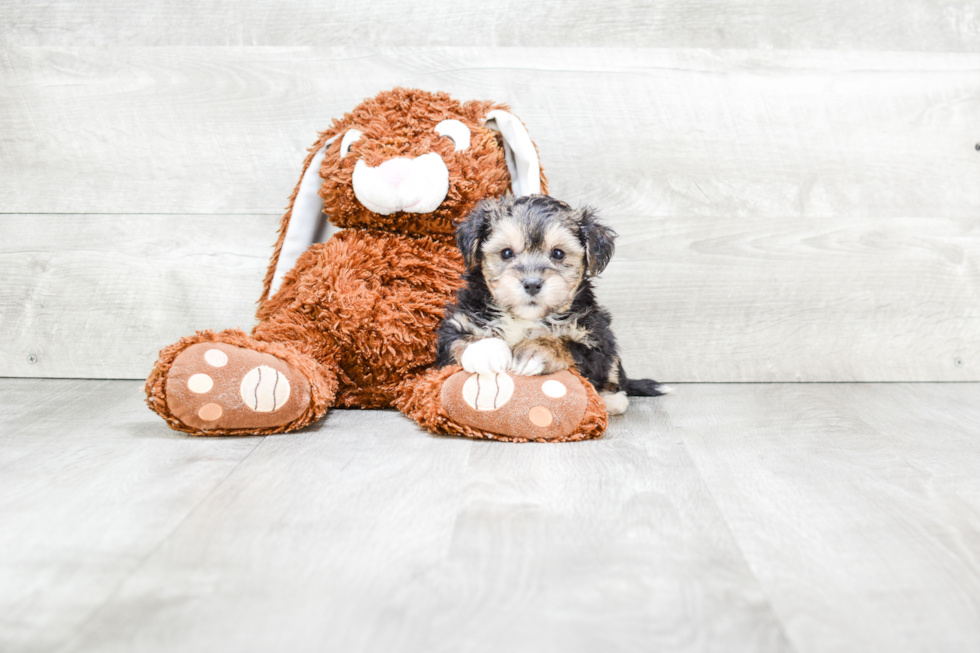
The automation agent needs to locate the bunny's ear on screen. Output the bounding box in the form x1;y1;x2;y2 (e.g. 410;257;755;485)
262;133;339;304
484;110;543;197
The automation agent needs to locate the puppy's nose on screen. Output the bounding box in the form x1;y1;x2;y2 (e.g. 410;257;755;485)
522;278;544;296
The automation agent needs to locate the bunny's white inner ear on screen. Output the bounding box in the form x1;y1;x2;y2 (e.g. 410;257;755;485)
270;135;338;297
484;110;541;197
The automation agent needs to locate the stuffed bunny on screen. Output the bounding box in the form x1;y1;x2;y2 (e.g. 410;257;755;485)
145;88;607;442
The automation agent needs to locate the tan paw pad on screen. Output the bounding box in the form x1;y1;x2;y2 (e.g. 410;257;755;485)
441;369;589;441
165;342;311;432
528;405;553;427
198;403;223;421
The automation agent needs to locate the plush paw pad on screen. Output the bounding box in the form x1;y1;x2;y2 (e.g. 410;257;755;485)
239;365;291;412
461;372;515;411
165;342;310;432
441;369;589;441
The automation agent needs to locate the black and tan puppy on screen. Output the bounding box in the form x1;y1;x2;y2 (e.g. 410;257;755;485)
436;194;666;415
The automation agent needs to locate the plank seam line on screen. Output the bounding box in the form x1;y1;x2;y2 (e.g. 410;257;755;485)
5;377;977;385
443;435;475;555
0;380;116;471
52;435;268;653
675;434;800;652
664;381;980;385
0;212;282;216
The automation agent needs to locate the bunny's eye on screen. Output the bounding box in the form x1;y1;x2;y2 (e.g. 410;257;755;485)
340;129;363;158
434;119;471;152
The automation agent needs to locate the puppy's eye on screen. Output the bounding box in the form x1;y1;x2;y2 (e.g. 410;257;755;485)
501;248;514;260
340;129;363;158
551;249;566;261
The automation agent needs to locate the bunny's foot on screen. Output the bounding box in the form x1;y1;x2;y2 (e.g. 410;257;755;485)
397;367;607;443
145;329;335;435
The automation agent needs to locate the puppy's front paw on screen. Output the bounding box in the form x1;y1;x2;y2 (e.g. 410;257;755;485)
509;352;546;376
461;338;512;375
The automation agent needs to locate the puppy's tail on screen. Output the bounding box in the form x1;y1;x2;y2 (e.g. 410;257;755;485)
625;378;671;397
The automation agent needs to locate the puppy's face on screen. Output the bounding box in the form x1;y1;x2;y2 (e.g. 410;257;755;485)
481;212;585;320
458;195;616;320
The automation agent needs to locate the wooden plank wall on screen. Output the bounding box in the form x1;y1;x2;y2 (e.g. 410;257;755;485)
1;2;978;381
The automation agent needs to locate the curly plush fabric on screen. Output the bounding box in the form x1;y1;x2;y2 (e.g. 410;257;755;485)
255;230;464;408
259;88;543;308
145;87;609;441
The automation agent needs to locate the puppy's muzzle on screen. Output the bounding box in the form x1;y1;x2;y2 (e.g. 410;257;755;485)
522;277;544;297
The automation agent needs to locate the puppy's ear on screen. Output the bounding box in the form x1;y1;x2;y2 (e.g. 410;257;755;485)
579;207;617;276
457;200;495;269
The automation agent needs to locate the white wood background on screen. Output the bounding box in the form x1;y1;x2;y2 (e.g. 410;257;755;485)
1;3;979;381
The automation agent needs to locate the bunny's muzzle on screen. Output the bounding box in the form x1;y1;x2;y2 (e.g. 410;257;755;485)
352;153;450;215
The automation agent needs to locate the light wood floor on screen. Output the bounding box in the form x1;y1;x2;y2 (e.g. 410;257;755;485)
2;380;979;653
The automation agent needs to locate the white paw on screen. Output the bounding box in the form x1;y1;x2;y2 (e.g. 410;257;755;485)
509;353;546;376
602;391;629;416
461;338;513;375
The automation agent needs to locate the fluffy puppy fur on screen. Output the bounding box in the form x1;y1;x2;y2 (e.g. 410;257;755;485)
435;194;666;415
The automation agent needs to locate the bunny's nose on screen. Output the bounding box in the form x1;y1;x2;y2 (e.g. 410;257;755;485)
377;158;413;187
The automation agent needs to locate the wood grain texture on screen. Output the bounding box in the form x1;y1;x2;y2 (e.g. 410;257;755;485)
671;382;980;653
0;215;274;379
4;379;980;651
2;47;977;381
0;379;261;653
1;213;975;381
2;0;979;51
1;48;977;218
40;390;789;653
601;214;980;382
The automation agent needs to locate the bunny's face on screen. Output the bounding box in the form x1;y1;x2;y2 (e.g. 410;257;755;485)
316;88;526;237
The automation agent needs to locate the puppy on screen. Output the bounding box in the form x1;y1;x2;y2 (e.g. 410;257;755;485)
435;194;666;415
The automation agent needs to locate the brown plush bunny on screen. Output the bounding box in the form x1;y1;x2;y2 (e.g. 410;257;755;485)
145;88;608;442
